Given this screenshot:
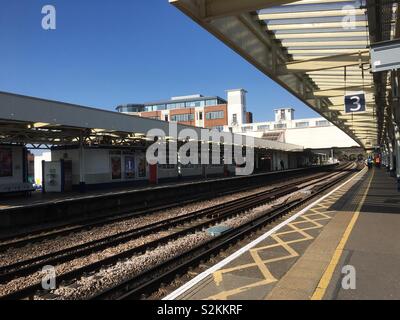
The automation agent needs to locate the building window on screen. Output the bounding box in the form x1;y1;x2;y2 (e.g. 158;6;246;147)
206;111;224;120
167;102;185;110
145;104;166;111
274;123;287;129
280;110;286;121
144;106;152;112
118;105;144;113
171;114;195;122
295;122;309;128
186;100;205;108
206;99;218;106
316;120;329;127
212;126;224;132
232;114;238;125
242;126;253;132
257;125;269;131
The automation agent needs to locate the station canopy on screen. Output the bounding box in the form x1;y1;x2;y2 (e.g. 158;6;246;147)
0;91;302;152
171;0;399;149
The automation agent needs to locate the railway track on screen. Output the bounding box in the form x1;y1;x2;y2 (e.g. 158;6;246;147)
0;164;355;300
92;165;357;300
0;167;333;251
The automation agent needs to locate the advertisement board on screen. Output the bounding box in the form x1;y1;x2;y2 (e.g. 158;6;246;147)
0;148;13;177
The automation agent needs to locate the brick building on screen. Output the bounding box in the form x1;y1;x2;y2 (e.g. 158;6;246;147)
116;89;252;131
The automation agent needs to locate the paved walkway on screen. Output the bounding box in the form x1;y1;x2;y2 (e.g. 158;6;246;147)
167;168;400;300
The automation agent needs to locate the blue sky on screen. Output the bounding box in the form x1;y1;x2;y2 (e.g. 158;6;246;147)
0;0;320;122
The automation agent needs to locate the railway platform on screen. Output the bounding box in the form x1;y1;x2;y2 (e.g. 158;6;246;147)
0;166;327;211
165;167;400;300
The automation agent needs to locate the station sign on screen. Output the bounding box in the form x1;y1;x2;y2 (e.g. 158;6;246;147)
371;39;400;73
345;92;366;114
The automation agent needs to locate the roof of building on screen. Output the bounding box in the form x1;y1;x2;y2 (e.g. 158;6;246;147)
0;91;303;152
142;95;227;106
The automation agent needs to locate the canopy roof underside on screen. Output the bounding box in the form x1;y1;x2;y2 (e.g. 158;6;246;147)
171;0;400;149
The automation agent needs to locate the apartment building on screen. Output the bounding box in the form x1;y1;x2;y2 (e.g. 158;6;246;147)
116;89;252;131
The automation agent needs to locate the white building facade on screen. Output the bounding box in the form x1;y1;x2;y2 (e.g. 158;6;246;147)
225;108;360;150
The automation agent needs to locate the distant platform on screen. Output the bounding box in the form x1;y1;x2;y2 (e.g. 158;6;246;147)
165;167;400;300
0;165;338;237
0;166;337;212
0;180;197;211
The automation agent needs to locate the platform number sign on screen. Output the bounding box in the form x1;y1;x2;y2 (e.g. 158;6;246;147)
345;92;366;113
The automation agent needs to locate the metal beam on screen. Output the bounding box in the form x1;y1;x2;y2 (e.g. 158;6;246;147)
275;31;369;39
314;86;374;97
282;40;368;47
170;0;300;20
283;0;357;5
267;21;368;31
259;9;366;20
282;52;370;73
288;48;370;55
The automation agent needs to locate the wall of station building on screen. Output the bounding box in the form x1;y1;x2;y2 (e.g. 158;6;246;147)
236;124;359;150
0;143;312;192
51;148;149;188
46;146;309;191
284;126;359;149
229;109;359;150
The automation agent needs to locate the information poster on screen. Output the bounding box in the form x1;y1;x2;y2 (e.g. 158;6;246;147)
124;156;135;179
138;155;147;178
0;148;12;177
111;156;122;180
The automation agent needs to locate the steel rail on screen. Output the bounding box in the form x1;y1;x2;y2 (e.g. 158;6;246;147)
0;166;350;300
0;166;332;250
0;165;354;300
92;168;356;300
0;170;342;282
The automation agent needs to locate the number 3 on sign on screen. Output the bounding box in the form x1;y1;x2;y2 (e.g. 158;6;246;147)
350;95;362;112
345;92;366;113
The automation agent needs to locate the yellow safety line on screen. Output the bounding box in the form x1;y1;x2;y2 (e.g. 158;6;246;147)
311;170;374;300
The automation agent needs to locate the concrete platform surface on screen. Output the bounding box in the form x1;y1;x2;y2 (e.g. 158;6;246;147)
0;166;327;211
167;167;400;300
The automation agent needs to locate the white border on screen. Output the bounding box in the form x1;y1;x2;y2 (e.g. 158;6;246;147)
163;169;365;300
